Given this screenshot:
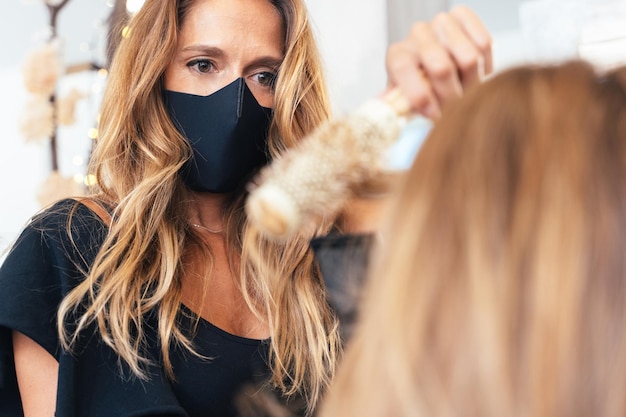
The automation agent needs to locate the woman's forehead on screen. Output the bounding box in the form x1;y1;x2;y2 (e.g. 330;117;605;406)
180;0;285;53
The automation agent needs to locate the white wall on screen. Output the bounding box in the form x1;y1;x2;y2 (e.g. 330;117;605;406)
3;0;624;255
306;0;389;115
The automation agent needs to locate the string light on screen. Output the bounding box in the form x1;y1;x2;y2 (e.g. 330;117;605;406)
72;155;85;166
88;128;99;139
84;174;98;187
126;0;146;14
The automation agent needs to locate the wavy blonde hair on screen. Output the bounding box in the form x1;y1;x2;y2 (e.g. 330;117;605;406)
57;0;339;412
319;61;626;417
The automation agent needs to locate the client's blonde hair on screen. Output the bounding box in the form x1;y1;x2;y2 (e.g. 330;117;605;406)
320;61;626;417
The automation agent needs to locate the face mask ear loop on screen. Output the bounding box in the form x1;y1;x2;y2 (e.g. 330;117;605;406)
236;78;245;119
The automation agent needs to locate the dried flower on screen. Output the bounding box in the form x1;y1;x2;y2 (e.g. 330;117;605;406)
19;95;54;143
57;88;85;126
22;42;63;96
37;171;84;207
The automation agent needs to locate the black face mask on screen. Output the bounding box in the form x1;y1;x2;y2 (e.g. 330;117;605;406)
164;78;272;193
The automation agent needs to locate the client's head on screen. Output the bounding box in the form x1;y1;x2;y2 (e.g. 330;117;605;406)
320;60;626;417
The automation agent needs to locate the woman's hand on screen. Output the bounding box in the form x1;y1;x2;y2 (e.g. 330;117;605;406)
385;5;493;119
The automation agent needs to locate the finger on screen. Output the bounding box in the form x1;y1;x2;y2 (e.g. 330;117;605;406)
386;42;441;118
450;5;493;76
432;12;483;87
410;22;464;108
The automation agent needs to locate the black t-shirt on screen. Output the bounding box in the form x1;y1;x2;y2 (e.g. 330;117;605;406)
0;199;270;417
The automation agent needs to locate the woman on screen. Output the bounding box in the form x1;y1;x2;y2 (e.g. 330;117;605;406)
0;0;491;416
318;61;626;417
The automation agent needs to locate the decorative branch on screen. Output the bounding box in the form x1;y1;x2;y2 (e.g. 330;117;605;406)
65;62;103;74
46;0;71;37
45;0;71;172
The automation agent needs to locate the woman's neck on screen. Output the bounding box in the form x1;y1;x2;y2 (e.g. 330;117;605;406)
187;190;230;232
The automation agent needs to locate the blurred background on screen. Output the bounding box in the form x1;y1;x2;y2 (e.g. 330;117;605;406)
0;0;625;255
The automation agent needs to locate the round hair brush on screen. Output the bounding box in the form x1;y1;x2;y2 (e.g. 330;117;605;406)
246;89;412;240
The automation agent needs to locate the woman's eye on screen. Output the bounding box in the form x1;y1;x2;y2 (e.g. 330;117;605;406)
256;72;277;88
187;59;214;74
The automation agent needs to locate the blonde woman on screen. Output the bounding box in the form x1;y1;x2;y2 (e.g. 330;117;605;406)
318;60;626;417
0;0;491;416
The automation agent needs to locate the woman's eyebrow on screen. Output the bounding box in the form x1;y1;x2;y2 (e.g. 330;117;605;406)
180;44;226;57
244;56;283;72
